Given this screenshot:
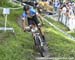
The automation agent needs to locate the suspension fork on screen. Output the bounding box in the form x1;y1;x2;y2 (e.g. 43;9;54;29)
38;36;43;46
37;26;43;37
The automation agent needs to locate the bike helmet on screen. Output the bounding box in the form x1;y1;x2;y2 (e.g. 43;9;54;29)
23;5;30;11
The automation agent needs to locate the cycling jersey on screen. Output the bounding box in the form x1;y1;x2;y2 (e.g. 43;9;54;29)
22;8;37;18
22;8;39;26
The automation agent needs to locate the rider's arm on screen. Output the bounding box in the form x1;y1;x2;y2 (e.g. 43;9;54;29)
31;8;44;25
30;8;43;23
22;13;27;31
22;18;26;31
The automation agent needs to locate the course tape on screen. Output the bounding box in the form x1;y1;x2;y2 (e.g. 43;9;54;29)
43;17;75;41
0;6;23;10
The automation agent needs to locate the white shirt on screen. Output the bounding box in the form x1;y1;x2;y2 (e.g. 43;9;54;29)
62;7;67;14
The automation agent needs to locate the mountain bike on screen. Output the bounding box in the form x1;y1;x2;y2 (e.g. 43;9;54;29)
25;23;48;57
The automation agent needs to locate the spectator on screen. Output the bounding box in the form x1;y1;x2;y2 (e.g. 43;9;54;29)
72;3;75;15
54;1;59;13
68;3;75;32
60;5;67;25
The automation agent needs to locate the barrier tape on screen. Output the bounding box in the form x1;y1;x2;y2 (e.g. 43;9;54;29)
43;16;75;41
0;6;23;10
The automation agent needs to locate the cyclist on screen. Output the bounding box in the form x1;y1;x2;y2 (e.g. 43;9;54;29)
21;5;45;42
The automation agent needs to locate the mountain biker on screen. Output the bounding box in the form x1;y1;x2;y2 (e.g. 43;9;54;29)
21;5;45;42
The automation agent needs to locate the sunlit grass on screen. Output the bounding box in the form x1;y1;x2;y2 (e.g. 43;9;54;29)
44;21;75;59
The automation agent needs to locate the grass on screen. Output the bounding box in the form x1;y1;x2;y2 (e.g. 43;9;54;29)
45;17;69;31
69;32;75;37
45;16;75;38
0;1;20;8
43;22;75;59
0;8;35;60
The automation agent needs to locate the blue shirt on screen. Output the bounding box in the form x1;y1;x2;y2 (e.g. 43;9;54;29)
22;8;37;18
54;2;59;7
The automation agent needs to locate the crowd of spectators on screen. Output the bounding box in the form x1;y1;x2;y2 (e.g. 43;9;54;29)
54;1;75;32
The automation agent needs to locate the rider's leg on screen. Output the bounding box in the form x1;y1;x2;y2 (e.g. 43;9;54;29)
39;27;46;42
28;17;36;37
32;15;46;42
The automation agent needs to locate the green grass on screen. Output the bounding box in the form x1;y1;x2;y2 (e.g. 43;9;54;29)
45;17;69;31
0;32;34;60
69;32;75;37
43;17;75;59
0;8;35;60
44;23;75;58
0;0;20;8
45;16;75;37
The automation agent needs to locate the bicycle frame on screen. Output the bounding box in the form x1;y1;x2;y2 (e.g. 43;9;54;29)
29;24;44;47
34;33;44;47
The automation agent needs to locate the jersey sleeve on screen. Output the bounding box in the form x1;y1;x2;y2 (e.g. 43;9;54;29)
22;12;27;17
30;8;38;14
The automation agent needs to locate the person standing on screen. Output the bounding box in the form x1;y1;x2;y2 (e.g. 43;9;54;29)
53;1;59;13
60;4;67;25
68;3;75;32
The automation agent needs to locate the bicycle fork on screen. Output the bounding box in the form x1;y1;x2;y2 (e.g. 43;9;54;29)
38;36;44;47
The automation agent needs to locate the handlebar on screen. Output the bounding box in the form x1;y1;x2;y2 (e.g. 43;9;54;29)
25;23;41;32
25;26;38;33
25;26;31;31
